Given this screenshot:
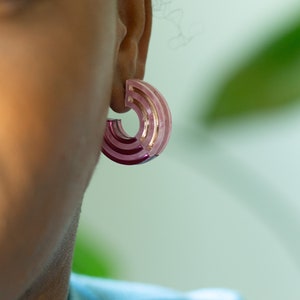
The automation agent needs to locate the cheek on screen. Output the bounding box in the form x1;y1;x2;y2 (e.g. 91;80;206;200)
0;2;118;239
0;1;116;125
0;1;117;179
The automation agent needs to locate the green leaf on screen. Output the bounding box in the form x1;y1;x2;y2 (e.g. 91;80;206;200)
72;233;116;278
205;18;300;124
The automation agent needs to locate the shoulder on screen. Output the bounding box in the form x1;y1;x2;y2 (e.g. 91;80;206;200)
69;273;243;300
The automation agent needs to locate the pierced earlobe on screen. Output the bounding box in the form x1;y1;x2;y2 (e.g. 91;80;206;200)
102;79;172;165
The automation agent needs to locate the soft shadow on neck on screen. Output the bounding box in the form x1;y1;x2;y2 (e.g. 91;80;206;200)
19;211;80;300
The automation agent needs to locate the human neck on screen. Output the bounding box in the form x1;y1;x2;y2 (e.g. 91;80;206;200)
19;215;79;300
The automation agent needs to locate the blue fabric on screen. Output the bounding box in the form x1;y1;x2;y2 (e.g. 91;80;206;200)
69;273;243;300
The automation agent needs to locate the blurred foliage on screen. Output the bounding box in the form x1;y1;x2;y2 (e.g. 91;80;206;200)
205;17;300;124
72;233;116;278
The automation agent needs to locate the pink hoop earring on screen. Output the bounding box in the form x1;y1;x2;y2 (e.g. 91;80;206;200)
102;79;172;165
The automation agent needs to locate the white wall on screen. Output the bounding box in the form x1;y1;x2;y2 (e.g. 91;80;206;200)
79;1;300;299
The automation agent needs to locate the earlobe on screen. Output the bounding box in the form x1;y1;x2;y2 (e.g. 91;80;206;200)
111;0;152;113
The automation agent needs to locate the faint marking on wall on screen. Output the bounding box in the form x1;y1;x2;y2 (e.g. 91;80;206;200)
153;0;202;49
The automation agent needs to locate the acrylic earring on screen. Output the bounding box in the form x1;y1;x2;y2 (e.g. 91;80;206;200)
102;79;172;165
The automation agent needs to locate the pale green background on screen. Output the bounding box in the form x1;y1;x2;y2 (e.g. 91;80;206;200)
79;1;300;299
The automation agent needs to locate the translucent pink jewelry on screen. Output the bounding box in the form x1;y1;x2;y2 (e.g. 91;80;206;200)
102;79;172;165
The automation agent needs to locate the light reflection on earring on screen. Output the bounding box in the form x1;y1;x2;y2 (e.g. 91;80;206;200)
102;79;172;165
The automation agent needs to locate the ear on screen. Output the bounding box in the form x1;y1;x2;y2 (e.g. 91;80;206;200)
111;0;152;113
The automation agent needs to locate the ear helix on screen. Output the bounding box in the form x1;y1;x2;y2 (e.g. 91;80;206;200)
102;79;172;165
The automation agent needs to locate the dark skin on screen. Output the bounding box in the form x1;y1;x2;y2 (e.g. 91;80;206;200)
0;1;152;299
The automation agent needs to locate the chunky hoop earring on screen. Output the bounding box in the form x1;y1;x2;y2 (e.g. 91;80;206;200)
102;79;172;165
